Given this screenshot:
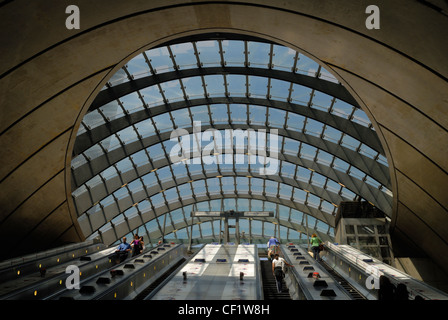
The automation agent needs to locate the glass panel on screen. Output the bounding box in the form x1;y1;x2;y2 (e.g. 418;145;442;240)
352;108;372;127
315;150;333;166
191;105;210;123
304;118;324;137
117;126;138;145
100;100;124;122
226;74;246;97
270;79;290;101
160;80;184;102
183;76;204;99
146;46;175;74
170;42;196;70
311;91;333;111
299;144;317;160
229;104;247;124
126;54;150;80
153;112;173;134
331;99;353;119
293;188;307;203
204;75;224;97
267;108;286;128
108;68;128;87
209;104;229;124
296;53;319;77
290;84;312;105
171;108;192;129
248;76;268;98
248;105;267;126
134;119;155;138
82;109;105;130
272;45;295;71
196;40;221;67
247;41;270;68
323;125;343;143
222;40;245;67
283;139;299;157
84;144;104;160
341;134;360;151
311;172;326;188
286;112;305;132
280;162;296;178
140;85;164;107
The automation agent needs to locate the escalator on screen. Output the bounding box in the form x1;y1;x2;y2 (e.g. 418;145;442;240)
259;251;291;300
134;257;186;300
318;259;366;300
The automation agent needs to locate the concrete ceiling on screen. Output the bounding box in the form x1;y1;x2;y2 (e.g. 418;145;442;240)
0;0;447;275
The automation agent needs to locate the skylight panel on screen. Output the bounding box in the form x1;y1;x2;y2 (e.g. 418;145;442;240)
145;46;175;74
126;53;150;80
196;40;221;67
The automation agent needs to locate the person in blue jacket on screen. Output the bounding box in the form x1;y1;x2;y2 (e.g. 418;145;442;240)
112;237;131;262
267;236;280;260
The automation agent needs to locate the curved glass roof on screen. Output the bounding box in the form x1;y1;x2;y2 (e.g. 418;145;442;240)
71;35;392;247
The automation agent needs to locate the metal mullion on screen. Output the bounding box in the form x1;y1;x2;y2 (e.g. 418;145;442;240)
268;43;274;69
223;74;230;97
131;123;145;150
232;175;237;196
178;77;189;100
158;141;178;190
192;41;202;68
276;181;281;200
302;117;309;134
226;102;232;126
321;123;328;140
218;40;226;67
166;45;179;71
166;211;176;236
95;106;110;126
97;141;112;169
218;176;224;198
122;65;133;81
304;190;311;209
328;97;337;113
287;82;294;103
111;163;127;190
203;178;211;199
212;129;223;177
308;89;316;108
291;51;299;73
156;83;168;104
245;74;250;98
142;51;156;75
244;40;249;67
150;164;165;193
200;75;209;98
135;89;147;110
153;211;165;239
276;203;280;240
142;147;157;173
266;77;272;99
315;65;322;79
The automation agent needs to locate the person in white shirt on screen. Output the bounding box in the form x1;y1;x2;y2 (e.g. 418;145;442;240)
271;254;292;293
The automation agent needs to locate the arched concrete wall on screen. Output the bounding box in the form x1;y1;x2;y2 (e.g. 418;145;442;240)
0;1;447;273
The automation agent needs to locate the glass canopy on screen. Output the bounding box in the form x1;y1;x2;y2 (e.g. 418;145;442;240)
71;35;392;247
